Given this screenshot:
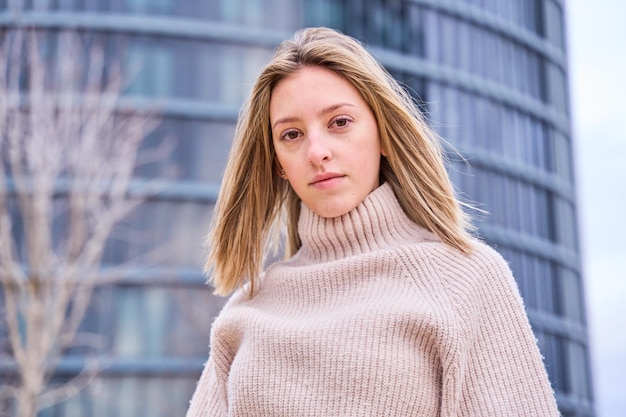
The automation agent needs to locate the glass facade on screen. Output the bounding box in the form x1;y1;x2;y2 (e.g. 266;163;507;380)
0;1;593;416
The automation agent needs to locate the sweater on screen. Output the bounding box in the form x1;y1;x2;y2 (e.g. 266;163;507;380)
186;183;560;417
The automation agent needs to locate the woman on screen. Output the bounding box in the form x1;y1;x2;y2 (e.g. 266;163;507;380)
187;27;560;416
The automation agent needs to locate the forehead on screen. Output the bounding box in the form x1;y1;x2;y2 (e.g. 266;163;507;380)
269;66;365;115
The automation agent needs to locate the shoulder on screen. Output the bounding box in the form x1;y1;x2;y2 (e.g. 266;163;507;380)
398;237;511;276
459;240;514;284
442;240;526;316
397;238;518;302
214;284;254;316
430;238;513;284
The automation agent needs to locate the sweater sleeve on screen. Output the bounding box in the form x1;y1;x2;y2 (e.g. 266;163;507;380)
186;290;246;417
186;353;228;417
443;245;560;417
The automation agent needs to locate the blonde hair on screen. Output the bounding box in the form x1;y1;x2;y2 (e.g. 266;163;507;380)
206;27;476;296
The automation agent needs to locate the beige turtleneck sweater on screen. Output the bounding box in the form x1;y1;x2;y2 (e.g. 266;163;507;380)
187;183;560;416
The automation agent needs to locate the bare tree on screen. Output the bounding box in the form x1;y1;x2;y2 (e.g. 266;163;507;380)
0;29;162;417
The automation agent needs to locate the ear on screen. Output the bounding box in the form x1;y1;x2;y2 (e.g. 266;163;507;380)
274;160;287;179
379;136;388;157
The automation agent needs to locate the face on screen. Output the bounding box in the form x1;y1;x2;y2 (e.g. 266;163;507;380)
270;66;384;218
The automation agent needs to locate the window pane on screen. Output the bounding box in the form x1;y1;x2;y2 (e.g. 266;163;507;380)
567;340;592;400
544;0;565;49
561;267;584;323
556;198;578;250
552;129;573;182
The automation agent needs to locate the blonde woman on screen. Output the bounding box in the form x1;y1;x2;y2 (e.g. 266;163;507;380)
187;27;559;417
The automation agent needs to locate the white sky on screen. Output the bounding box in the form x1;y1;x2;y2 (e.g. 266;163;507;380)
567;1;626;416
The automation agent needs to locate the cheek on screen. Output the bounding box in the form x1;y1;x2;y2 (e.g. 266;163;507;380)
283;163;302;184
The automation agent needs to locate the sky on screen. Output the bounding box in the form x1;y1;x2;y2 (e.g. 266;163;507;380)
567;1;626;416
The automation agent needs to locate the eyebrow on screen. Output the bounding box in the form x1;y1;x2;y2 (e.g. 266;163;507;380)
271;103;356;130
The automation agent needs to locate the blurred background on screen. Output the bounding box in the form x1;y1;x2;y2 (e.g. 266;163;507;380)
568;1;626;417
0;0;622;416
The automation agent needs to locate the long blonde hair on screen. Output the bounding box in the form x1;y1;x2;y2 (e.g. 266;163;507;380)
206;27;475;296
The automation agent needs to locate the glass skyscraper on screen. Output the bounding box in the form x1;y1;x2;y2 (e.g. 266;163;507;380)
0;1;593;416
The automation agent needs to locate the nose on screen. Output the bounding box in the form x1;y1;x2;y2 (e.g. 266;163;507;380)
306;132;332;166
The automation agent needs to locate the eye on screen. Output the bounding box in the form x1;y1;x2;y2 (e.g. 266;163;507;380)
330;116;353;129
280;129;302;141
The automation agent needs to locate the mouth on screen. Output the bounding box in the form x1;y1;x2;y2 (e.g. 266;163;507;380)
310;173;345;187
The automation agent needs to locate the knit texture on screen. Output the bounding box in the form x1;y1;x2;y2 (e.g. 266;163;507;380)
187;183;560;417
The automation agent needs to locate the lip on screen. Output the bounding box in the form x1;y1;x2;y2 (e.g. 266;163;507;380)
310;172;345;187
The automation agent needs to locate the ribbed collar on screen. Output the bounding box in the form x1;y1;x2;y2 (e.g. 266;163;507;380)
296;183;438;262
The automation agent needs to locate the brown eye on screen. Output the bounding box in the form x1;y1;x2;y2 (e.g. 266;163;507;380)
280;129;302;141
330;116;353;129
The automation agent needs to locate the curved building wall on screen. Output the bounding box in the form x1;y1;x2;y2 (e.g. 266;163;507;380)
0;1;593;416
